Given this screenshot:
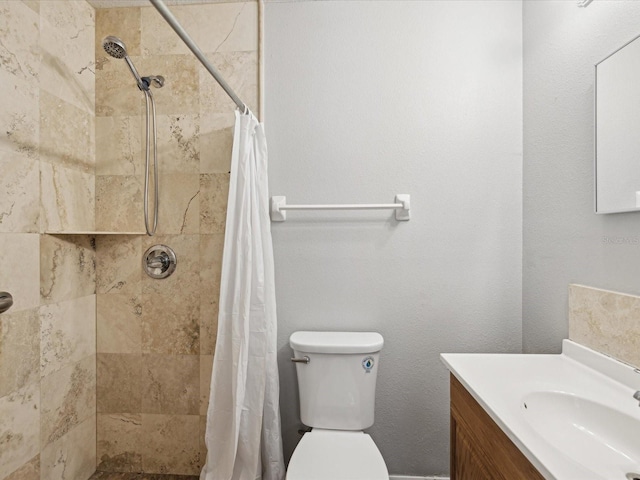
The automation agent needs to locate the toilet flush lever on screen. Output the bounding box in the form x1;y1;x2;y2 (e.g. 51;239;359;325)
291;356;310;364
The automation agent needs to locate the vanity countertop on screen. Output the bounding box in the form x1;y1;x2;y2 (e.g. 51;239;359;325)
441;340;640;480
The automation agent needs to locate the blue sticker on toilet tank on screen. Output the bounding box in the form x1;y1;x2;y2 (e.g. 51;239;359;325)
362;356;374;373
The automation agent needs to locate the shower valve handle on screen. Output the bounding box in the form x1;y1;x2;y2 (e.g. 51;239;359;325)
147;254;169;270
0;292;13;314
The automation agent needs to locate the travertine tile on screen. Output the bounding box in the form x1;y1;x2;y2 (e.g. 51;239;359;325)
97;54;199;117
89;473;199;480
40;0;96;115
199;234;223;355
40;355;96;447
0;383;40;478
96;235;142;295
0;308;40;398
4;454;39;480
95;7;141;60
0;155;40;233
97;353;143;414
140;3;257;56
138;55;200;115
141;354;199;415
199;355;213;416
141;293;199;355
40;415;97;480
199;174;229;234
199;299;218;358
20;1;39;15
97;294;143;354
199;416;207;472
89;102;97;176
156;174;200;235
40;90;94;173
199;51;258;115
199;113;234;174
0;2;40;162
569;284;640;368
141;414;200;475
95;55;145;117
156;114;200;174
97;413;143;473
40;295;97;378
40;162;96;233
0;233;40;311
40;234;95;305
95;116;144;176
95;175;145;232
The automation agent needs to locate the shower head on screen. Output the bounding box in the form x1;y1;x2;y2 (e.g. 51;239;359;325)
102;35;146;90
102;36;127;59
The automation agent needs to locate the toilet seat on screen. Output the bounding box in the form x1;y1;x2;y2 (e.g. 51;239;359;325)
286;429;389;480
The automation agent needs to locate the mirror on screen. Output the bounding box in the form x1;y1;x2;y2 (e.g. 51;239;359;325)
595;34;640;213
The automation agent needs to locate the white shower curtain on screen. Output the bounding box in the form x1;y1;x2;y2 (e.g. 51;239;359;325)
201;110;285;480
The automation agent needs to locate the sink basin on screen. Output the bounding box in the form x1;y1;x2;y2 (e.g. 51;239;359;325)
522;391;640;479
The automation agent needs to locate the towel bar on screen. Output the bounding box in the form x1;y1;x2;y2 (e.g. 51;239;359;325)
270;195;410;222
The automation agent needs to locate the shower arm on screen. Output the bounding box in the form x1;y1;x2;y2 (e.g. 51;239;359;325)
148;0;247;113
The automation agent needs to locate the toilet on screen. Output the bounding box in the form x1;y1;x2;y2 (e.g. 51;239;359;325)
286;331;389;480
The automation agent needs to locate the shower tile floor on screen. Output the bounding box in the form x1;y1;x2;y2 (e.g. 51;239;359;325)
89;473;199;480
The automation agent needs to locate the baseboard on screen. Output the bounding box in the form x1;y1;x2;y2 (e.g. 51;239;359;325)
389;476;449;480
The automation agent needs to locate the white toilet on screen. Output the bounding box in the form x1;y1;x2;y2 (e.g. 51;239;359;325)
286;331;389;480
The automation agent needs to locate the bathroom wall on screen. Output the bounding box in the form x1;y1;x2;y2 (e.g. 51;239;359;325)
523;1;640;353
265;1;523;476
93;3;257;475
0;1;97;479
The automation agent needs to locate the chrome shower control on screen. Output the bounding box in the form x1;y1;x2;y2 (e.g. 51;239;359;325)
143;245;177;279
0;292;13;314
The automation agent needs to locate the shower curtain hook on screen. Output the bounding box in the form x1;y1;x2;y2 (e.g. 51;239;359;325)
242;103;249;115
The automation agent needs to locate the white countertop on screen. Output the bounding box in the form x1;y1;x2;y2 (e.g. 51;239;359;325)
441;340;640;480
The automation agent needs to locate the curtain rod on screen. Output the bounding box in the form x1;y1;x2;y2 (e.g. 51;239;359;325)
148;0;247;113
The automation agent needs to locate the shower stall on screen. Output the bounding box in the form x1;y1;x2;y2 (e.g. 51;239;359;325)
0;0;259;478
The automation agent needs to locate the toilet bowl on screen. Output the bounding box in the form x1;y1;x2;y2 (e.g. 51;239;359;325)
287;331;389;480
286;429;388;480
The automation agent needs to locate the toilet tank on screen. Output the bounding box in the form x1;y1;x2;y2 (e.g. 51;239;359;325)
290;331;384;431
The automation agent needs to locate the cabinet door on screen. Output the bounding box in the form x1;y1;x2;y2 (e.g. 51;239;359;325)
453;420;494;480
450;375;545;480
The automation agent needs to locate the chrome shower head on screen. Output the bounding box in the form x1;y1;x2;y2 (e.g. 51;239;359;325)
102;36;127;59
102;35;147;90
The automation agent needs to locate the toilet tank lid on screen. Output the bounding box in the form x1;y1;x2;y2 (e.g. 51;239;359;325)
290;331;384;354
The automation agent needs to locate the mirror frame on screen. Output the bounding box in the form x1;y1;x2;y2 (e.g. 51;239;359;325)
594;33;640;214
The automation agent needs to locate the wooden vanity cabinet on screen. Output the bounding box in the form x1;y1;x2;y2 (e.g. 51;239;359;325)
449;374;545;480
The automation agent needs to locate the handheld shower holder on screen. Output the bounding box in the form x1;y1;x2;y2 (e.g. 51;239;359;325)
140;76;165;91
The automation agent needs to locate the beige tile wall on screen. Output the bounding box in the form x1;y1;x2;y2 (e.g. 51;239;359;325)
0;2;97;479
94;2;257;475
569;284;640;368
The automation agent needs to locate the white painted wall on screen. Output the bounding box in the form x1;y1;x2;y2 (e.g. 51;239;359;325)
523;1;640;353
265;1;522;475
